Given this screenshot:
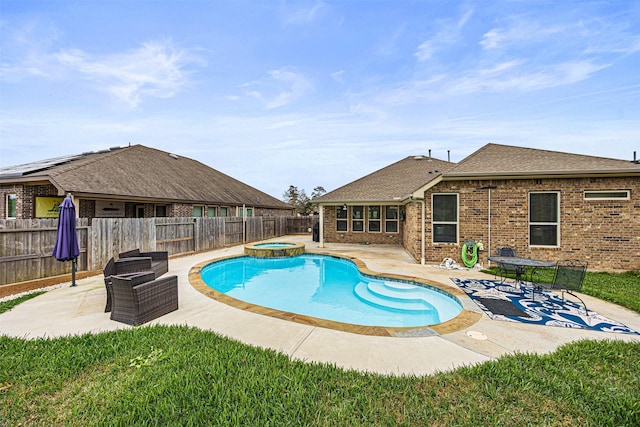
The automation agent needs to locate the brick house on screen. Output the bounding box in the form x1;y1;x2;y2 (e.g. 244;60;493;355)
316;143;640;271
0;145;293;220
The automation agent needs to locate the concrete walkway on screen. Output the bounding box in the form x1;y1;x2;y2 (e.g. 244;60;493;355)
2;236;639;376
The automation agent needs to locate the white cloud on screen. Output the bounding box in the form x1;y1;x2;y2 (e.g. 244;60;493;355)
54;40;202;108
2;34;204;108
242;68;313;109
414;7;473;62
280;1;330;25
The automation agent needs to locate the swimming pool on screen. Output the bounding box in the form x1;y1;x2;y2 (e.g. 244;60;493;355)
199;254;462;328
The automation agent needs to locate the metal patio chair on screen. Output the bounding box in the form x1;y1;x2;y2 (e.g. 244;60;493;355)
494;246;520;283
533;259;589;314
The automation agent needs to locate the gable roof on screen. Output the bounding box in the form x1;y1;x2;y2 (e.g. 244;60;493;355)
317;155;454;204
0;145;291;209
445;143;640;179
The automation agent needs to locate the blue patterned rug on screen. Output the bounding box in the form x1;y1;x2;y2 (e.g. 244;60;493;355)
452;278;639;335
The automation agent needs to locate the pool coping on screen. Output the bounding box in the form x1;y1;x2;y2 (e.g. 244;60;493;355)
188;250;482;337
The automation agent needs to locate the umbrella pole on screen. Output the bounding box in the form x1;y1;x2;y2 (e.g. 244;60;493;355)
71;258;77;287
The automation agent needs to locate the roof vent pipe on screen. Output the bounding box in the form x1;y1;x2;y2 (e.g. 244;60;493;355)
448;150;450;162
428;149;432;162
634;151;637;163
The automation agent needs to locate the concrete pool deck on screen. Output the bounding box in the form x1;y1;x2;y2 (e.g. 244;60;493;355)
2;235;639;376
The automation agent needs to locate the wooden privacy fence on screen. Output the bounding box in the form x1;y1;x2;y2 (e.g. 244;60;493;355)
0;216;299;286
0;218;90;286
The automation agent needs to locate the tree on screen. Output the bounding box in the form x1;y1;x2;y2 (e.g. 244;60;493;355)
283;185;325;216
282;185;300;206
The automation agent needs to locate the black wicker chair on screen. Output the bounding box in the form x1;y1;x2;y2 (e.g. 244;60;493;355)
103;257;155;312
109;273;178;325
119;249;168;278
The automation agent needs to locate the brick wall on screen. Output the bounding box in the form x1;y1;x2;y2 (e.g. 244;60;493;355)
417;177;640;271
321;205;403;245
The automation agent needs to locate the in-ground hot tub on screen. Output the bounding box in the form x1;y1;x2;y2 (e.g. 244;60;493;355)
244;241;305;258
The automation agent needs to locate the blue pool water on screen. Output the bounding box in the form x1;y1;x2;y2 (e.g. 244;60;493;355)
253;243;295;248
200;254;462;327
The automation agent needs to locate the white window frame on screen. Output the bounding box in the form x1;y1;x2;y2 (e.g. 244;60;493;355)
6;194;17;219
336;205;348;232
584;190;630;200
368;205;381;233
352;205;365;232
529;191;560;247
432;193;458;244
385;205;399;234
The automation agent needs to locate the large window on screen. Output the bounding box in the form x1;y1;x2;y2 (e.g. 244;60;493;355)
385;206;399;233
6;194;17;219
432;194;458;243
336;206;348;231
368;206;381;232
352;205;364;232
530;192;559;246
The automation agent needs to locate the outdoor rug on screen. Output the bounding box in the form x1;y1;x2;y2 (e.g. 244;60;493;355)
452;278;639;335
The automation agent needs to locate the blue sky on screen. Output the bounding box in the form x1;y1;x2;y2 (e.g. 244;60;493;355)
1;1;639;199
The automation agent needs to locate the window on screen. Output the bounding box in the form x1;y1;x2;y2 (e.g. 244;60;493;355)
219;207;228;217
193;206;204;217
207;207;217;217
385;206;399;233
244;208;253;217
6;194;17;219
336;206;348;231
352;205;364;232
155;205;167;217
432;194;458;243
584;190;629;200
530;192;559;246
368;206;381;232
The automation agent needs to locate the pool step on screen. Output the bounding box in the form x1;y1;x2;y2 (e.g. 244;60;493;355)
354;281;437;313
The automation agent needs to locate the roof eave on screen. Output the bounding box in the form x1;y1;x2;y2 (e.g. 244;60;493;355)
443;170;640;180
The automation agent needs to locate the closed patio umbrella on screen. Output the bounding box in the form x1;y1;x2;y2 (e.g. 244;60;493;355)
52;194;80;286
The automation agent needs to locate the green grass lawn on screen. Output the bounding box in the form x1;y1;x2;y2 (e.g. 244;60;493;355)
1;271;639;426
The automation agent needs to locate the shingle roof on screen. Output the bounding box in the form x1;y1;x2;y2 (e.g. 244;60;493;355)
0;145;291;209
445;143;640;178
317;155;454;203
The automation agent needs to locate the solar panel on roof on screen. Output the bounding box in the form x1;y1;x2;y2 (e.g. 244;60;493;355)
0;154;83;177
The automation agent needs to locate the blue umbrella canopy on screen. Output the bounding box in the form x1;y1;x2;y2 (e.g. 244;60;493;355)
52;195;80;262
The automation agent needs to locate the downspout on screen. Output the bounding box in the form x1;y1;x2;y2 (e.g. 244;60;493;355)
478;185;497;266
421;199;426;265
319;204;325;248
487;187;491;266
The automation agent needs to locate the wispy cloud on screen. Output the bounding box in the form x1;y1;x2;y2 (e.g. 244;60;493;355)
280;1;330;25
241;68;312;109
414;8;473;62
1;30;204;108
53;40;203;108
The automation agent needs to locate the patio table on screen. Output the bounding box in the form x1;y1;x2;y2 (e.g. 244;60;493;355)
488;256;555;288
